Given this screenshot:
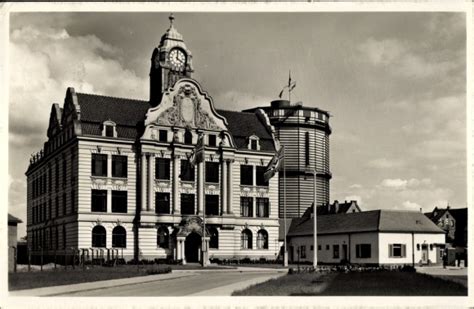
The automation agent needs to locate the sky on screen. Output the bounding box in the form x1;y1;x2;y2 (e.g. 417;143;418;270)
8;11;467;238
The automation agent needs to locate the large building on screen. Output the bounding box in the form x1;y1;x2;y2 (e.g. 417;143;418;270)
25;16;281;263
245;99;331;218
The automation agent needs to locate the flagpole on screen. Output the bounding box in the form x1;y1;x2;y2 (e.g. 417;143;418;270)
283;145;288;267
313;168;317;269
288;70;291;104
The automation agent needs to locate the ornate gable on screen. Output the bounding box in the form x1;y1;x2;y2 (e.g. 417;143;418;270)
47;104;62;139
142;78;230;140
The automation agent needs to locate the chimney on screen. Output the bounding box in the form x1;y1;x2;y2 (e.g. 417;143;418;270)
420;208;423;213
334;200;339;213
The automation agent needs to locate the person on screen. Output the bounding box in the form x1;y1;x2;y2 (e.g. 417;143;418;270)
442;249;448;269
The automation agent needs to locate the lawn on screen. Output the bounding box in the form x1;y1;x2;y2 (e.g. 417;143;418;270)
9;264;166;291
9;263;236;291
232;271;468;296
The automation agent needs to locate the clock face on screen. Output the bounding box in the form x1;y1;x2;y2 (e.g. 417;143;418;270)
169;49;186;70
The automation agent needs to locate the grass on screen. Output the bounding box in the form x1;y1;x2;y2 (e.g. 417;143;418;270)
232;272;334;296
9;265;171;291
232;271;468;296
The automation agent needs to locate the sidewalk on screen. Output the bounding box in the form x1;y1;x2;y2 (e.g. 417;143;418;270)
10;266;287;297
416;266;468;288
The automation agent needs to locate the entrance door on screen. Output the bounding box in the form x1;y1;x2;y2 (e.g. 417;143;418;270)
185;232;201;263
421;244;429;264
342;244;348;261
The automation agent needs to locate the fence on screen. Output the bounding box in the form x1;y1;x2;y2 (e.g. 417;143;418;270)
10;246;126;272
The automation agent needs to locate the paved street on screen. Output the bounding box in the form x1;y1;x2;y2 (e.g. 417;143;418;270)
416;266;468;288
59;270;284;296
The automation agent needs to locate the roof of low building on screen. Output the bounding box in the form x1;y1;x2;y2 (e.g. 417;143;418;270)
287;210;445;237
8;214;22;224
76;92;275;151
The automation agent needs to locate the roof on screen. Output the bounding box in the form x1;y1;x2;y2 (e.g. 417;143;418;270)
217;110;275;151
76;92;275;151
8;214;22;224
302;200;361;217
287;210;445;237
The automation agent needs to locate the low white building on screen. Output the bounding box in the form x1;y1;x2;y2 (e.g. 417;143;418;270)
287;210;446;266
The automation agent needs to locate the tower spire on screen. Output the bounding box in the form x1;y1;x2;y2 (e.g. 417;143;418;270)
169;13;175;28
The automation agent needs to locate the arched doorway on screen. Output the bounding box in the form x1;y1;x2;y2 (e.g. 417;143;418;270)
185;232;201;263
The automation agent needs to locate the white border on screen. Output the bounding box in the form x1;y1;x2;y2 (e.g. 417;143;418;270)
1;2;472;308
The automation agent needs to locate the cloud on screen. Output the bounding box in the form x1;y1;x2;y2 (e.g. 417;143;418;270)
401;201;423;211
367;158;404;169
9;24;149;236
357;36;463;80
349;184;362;189
212;90;273;111
344;195;362;204
379;178;432;190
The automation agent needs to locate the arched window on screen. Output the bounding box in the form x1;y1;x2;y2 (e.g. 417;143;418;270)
241;229;252;249
92;225;106;248
112;226;126;248
157;226;169;248
184;130;193;145
209;227;219;249
257;229;269;249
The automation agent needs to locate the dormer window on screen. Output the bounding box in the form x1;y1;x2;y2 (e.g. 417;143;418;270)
102;120;117;138
159;130;168;142
248;135;260;151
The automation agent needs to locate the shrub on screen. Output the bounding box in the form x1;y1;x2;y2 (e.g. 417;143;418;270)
146;266;172;275
400;265;416;272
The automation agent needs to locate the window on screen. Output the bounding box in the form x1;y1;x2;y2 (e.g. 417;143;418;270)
256;198;269;217
55;163;59;188
209;227;218;249
112;226;126;248
92;225;106;248
55;196;59;217
256;166;269;187
55;227;59;250
356;244;371;258
241;229;252;249
240;197;253;217
159;130;168;142
62;159;67;185
240;165;253;185
326;245;329;250
157;226;169;248
112;155;128;178
156;158;170;180
389;244;406;258
250;139;258;150
180;160;195;181
208;134;216;147
181;194;195;215
63;193;67;216
71;190;75;213
105;125;114;137
112;191;127;213
92;154;107;177
91;190;107;212
300;245;306;258
310;245;314;251
184;130;193;144
63;225;67;248
205;195;219;216
318;245;322;251
333;245;339;259
257;230;268;249
155;193;170;214
205;162;219;183
305;132;310;166
48;199;52;219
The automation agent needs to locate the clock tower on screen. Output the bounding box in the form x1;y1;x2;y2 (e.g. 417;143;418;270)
150;14;194;107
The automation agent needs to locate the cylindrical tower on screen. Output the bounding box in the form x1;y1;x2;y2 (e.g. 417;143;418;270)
245;99;331;218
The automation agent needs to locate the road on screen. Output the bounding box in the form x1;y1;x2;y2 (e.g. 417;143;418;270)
61;270;284;296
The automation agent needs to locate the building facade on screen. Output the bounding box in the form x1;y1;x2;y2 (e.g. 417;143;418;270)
287;210;446;266
25;16;281;263
8;214;22;271
245;99;331;218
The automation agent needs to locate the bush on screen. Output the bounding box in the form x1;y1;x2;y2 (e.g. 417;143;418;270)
400;265;416;272
146;266;172;275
